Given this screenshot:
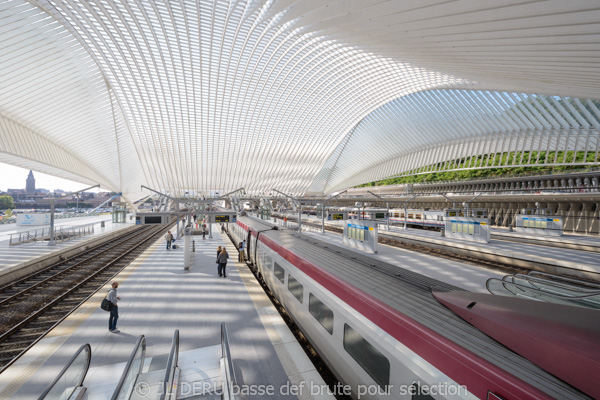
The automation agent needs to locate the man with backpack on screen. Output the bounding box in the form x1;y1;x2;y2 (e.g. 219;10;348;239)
165;231;174;249
107;281;121;333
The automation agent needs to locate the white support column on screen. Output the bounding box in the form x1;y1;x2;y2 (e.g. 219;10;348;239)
48;199;56;246
184;227;191;270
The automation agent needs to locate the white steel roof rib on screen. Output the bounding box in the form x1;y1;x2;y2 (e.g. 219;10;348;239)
0;0;599;201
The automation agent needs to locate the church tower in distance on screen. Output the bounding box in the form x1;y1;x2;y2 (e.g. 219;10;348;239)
26;170;36;194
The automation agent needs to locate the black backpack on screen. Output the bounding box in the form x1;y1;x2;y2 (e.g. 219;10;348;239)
101;290;114;311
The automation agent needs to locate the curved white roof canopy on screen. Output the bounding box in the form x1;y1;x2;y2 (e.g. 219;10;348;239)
309;90;600;194
0;0;599;201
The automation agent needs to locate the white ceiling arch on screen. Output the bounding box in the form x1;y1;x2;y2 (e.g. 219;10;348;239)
0;0;599;200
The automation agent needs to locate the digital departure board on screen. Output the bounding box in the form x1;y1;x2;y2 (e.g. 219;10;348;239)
214;215;231;223
332;213;344;220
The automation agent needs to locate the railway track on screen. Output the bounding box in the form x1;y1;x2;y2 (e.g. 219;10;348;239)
0;224;170;372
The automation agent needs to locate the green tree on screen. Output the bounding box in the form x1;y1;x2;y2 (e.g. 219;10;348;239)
0;195;14;210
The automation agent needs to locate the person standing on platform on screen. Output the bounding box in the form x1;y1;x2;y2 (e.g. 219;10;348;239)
165;231;174;249
217;248;229;277
239;240;246;263
216;246;222;274
108;281;121;333
202;228;206;240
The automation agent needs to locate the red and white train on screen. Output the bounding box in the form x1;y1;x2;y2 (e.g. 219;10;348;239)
231;216;598;400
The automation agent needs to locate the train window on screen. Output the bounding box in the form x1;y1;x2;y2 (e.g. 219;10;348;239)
394;212;399;218
274;262;285;284
410;383;435;400
408;213;413;218
415;213;422;220
343;324;389;388
309;293;334;334
288;274;303;303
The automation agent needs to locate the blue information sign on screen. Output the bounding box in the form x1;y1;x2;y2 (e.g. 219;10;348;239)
347;223;369;230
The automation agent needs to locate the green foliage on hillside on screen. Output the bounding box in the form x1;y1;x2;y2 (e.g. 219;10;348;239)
357;151;599;187
358;95;600;188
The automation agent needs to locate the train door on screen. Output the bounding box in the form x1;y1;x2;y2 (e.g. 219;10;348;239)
246;230;252;262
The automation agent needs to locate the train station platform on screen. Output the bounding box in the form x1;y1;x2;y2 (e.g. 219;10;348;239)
490;227;600;253
0;215;137;285
278;215;600;281
260;217;505;293
380;227;600;279
0;224;332;400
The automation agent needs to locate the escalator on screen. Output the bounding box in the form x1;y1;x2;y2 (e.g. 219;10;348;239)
111;324;236;400
38;324;236;400
37;344;91;400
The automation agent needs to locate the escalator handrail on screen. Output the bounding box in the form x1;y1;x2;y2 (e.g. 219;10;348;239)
506;274;600;294
487;278;600;301
487;278;522;296
159;329;179;400
526;271;600;290
38;343;92;400
221;322;237;388
111;335;146;400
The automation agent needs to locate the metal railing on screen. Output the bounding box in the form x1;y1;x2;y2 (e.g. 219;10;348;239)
221;323;237;400
0;211;111;225
9;223;98;246
38;344;91;400
112;335;146;400
159;329;180;400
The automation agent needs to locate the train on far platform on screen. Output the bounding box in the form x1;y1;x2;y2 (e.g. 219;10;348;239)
229;216;599;400
289;206;488;229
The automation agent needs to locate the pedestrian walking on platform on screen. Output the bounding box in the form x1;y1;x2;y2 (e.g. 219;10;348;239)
216;245;222;258
202;228;206;240
165;231;174;249
107;281;121;333
217;248;229;277
220;223;225;233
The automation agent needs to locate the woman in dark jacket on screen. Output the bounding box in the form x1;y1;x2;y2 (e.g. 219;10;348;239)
217;248;229;277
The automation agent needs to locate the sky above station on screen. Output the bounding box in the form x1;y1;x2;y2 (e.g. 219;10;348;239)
0;162;101;193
